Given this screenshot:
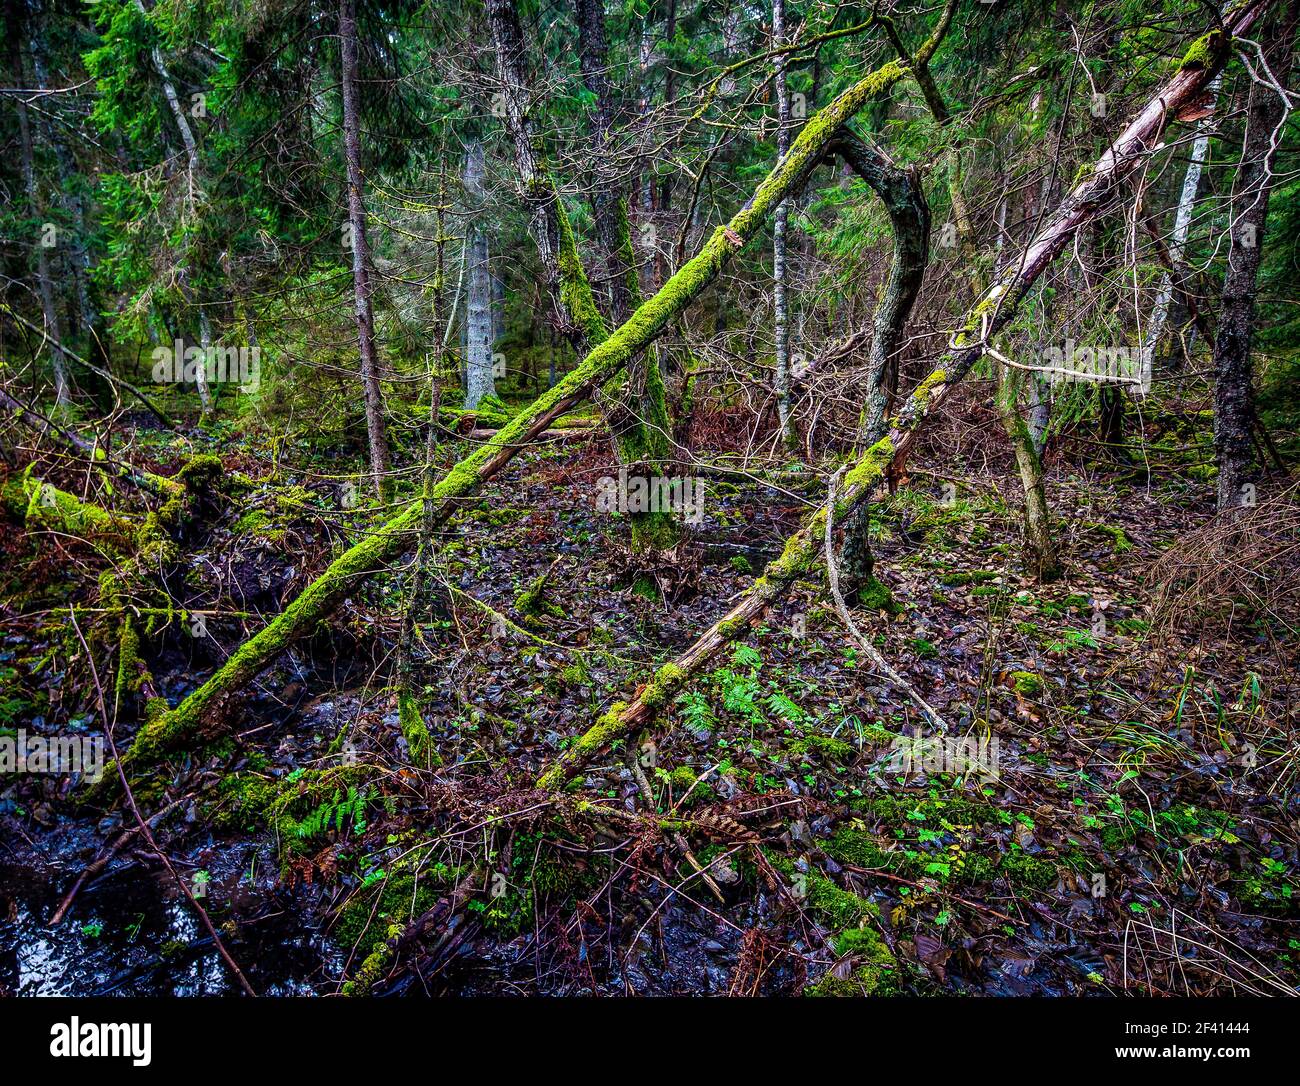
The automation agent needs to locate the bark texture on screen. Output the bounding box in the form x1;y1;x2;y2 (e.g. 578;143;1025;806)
1212;0;1296;511
463;140;495;410
340;0;392;496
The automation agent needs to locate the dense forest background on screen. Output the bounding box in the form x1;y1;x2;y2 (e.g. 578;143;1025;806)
1;0;1297;998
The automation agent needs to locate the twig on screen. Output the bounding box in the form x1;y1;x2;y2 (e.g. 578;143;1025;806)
49;793;189;926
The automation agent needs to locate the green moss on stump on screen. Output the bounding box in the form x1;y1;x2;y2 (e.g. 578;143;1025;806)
857;576;899;614
397;690;439;768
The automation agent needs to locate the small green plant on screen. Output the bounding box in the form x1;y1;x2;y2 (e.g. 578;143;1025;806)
675;690;717;734
1046;628;1098;654
290;785;370;843
765;691;805;723
714;667;765;725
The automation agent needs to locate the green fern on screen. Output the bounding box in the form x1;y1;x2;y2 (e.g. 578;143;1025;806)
675;690;716;736
765;691;805;723
290;785;370;842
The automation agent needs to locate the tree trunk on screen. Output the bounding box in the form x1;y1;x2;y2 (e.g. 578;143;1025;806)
1213;0;1296;511
1142;75;1219;382
485;0;601;342
772;0;794;448
463;140;495;410
339;0;392;498
8;1;71;411
198;308;218;413
492;0;677;556
998;364;1060;581
395;168;450;769
830;130;930;597
104;50;923;784
29;20;99;361
576;0;638;326
136;0;211;414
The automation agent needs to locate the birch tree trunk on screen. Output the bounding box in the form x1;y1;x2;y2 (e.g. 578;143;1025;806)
1141;76;1220;382
463;139;495;410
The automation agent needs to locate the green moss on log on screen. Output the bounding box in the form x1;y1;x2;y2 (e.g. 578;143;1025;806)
639;662;686;710
397;690;439;767
537;700;629;790
106;56;909;785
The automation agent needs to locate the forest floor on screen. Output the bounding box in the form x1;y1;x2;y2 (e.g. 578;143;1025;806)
2;397;1298;996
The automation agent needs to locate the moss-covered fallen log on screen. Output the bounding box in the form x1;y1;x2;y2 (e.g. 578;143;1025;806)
98;54;916;788
3;467;137;557
535;3;1261;788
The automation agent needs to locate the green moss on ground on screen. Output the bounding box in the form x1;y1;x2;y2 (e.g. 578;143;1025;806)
1011;670;1044;697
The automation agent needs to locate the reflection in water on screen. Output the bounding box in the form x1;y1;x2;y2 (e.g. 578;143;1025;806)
0;861;333;996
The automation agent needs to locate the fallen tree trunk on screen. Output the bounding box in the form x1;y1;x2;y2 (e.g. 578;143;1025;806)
2;467;136;554
535;2;1267;788
101;53;915;786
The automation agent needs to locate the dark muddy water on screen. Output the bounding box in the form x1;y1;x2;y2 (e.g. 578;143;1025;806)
0;842;338;996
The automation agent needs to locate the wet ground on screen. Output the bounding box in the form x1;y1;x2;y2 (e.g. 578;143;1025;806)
2;429;1298;997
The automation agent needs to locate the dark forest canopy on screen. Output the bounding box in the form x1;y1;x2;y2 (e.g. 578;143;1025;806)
0;0;1298;1013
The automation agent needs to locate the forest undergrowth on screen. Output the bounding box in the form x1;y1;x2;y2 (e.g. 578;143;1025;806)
2;387;1296;997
